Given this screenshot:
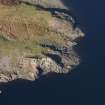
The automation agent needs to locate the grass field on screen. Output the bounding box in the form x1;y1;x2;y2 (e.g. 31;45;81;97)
0;2;68;59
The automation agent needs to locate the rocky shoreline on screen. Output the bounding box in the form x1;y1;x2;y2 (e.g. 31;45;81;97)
0;0;84;83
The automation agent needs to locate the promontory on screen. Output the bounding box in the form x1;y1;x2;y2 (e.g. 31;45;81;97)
0;0;84;83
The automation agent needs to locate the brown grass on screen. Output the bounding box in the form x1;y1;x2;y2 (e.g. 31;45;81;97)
0;3;68;58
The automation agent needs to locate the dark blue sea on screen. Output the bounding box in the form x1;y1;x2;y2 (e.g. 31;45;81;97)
0;0;105;105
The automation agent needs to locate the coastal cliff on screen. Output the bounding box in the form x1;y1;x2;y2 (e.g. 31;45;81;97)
0;0;84;83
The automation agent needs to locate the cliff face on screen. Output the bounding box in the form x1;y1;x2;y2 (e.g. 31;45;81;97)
0;0;66;8
21;0;67;9
0;0;84;83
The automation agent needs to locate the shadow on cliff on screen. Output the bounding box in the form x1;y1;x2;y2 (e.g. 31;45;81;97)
0;0;105;105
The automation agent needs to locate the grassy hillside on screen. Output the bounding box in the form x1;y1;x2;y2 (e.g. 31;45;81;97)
0;3;65;57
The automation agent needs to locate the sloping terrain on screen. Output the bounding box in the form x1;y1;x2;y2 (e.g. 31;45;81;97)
21;0;67;9
0;0;84;83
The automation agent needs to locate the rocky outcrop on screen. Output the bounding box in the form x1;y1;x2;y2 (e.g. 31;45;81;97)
0;1;84;83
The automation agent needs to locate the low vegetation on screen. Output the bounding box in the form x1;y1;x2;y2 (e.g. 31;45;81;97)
0;3;65;57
